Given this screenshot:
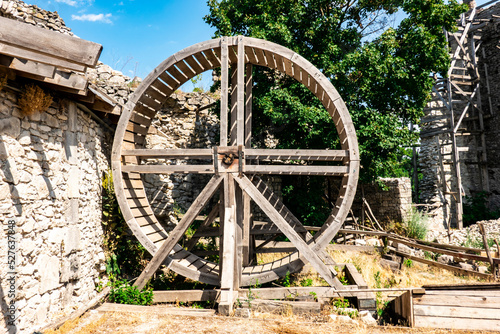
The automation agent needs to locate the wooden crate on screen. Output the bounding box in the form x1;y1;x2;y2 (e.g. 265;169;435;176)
393;284;500;331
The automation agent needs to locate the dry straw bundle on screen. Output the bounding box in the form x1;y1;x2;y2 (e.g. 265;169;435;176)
18;84;53;116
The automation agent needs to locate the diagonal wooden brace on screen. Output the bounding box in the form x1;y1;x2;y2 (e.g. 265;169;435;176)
234;174;338;287
133;175;223;290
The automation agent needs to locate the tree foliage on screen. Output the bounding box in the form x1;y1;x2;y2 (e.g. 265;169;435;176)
204;0;466;182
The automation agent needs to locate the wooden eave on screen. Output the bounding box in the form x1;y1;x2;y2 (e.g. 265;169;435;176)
0;16;123;120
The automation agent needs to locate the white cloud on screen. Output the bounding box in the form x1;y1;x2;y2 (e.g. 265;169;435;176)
56;0;78;5
71;13;113;24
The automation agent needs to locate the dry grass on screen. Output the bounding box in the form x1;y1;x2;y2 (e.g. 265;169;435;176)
45;310;499;334
45;249;494;334
18;84;53;116
326;249;487;289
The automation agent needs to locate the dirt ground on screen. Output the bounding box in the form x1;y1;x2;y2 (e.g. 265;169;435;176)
44;249;499;334
45;308;499;334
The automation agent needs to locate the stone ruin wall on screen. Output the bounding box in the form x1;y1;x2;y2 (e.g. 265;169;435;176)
419;3;500;231
478;3;500;209
351;178;412;224
0;90;110;333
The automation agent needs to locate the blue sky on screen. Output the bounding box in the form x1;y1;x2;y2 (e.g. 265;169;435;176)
28;0;497;91
30;0;215;90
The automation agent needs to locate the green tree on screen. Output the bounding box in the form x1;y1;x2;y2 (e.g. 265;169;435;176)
205;0;465;181
204;0;466;225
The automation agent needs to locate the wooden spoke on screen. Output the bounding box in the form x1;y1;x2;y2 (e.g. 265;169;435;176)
244;165;349;175
245;149;349;161
121;148;213;159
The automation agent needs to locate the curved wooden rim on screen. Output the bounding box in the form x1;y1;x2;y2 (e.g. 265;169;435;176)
112;36;359;286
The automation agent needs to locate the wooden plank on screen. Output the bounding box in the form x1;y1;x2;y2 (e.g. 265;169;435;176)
98;303;215;316
204;48;221;68
414;304;500;320
244;165;349;175
20;69;87;91
246;149;348;161
121;148;213;159
245;63;253;148
234;174;337;287
150;79;173;97
392;250;492;279
0;55;55;77
186;204;219;251
254;47;267;66
414;316;500;330
263;50;277;69
0;16;102;68
193;51;212;71
175;60;196;79
166;65;188;84
133;175;223;290
414;294;500;308
388;236;500;264
121;164;214;174
153;290;219;303
184;55;205;75
159;72;179;90
244;46;258;65
423;289;500;297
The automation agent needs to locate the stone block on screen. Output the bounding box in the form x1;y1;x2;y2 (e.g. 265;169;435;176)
437;254;453;265
0;117;21;138
60;254;80;282
65;226;81;254
37;254;60;294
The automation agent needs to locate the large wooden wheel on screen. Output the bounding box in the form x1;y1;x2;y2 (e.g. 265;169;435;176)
111;36;359;311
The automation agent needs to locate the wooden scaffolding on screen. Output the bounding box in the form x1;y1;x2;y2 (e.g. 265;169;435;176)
420;1;497;229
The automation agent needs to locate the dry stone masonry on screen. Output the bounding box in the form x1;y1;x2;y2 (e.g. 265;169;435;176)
0;0;73;35
0;90;110;333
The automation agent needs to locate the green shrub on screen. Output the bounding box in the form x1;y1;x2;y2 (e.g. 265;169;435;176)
403;208;429;240
108;277;153;306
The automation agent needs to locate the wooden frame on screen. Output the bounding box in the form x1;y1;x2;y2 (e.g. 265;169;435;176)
111;36;359;314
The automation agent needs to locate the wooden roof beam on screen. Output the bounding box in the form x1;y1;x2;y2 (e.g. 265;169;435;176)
0;16;102;71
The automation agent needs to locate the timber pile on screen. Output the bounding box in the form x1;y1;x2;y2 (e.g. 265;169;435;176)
393;284;500;330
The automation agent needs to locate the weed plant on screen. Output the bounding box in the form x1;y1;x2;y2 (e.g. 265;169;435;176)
108;276;153;306
403;208;429;240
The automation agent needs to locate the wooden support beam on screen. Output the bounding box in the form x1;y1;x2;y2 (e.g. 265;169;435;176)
220;38;229;146
20;69;87;91
133;175;223;290
219;174;239;315
237;36;245;146
0;55;55;78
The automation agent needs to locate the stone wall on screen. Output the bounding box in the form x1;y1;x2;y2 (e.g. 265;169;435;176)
478;4;500;209
351;178;412;224
0;89;110;333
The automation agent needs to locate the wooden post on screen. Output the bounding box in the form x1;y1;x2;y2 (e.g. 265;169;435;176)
218;174;239;315
220;37;229;146
478;222;495;277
